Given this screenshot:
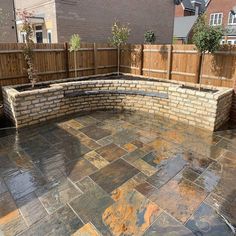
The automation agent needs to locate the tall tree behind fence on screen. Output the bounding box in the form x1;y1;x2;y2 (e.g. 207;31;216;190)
0;43;236;100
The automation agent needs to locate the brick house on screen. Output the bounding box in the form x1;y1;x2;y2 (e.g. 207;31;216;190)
205;0;236;44
175;0;206;17
174;0;206;44
0;0;17;42
14;0;176;44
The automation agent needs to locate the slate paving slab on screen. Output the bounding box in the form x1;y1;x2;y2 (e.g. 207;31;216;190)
96;143;127;162
103;190;161;236
70;177;114;236
36;178;82;214
90;159;139;193
144;212;194;236
72;222;101;236
80;125;111;141
66;158;98;183
185;203;234;236
18;205;84;236
0;110;235;235
148;176;208;223
15;192;47;226
4;169;46;200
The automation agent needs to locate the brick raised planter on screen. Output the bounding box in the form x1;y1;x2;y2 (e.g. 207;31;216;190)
3;74;233;130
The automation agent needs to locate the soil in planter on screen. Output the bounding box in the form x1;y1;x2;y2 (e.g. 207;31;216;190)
16;84;50;92
0;114;14;129
181;85;218;93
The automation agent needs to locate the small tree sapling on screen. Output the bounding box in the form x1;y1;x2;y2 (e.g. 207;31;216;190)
144;30;156;78
192;14;223;88
109;22;130;75
69;34;81;78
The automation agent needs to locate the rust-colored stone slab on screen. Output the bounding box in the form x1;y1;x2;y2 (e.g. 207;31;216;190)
103;190;161;236
90;159;139;193
72;223;101;236
150;176;207;223
96;143;127;162
122;143;137;153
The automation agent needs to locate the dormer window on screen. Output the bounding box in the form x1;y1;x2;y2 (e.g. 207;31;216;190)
228;12;236;25
210;13;223;26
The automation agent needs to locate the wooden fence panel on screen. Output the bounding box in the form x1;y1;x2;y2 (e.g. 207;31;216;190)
142;44;169;79
1;42;236;101
171;44;199;83
120;44;142;75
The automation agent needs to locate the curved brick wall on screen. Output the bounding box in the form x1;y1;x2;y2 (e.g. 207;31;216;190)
3;76;233;130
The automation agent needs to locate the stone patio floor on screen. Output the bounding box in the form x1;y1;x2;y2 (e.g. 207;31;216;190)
0;111;235;236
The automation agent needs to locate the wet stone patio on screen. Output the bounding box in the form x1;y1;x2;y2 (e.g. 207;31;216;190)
0;111;235;236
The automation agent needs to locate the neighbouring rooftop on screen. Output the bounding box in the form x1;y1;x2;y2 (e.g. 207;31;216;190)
0;110;235;235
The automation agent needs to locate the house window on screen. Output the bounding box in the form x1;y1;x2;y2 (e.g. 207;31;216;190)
20;32;26;43
47;30;52;43
228;12;236;25
35;25;43;43
210;13;223;26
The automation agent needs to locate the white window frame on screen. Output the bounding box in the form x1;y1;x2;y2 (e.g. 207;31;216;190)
20;32;26;43
228;12;236;25
47;30;52;43
35;24;43;43
209;13;223;26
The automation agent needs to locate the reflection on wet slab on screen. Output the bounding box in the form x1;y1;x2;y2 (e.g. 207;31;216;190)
0;110;235;235
185;203;234;236
144;212;194;236
103;190;161;236
147;176;208;223
196;155;236;200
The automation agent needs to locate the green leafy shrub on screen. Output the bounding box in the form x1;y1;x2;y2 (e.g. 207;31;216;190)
144;30;156;44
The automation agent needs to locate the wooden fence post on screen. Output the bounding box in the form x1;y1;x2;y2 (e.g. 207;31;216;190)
167;44;173;80
64;42;69;78
140;44;144;75
93;43;98;75
195;53;203;84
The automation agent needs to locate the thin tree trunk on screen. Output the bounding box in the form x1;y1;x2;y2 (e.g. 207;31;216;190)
117;46;120;75
149;43;151;79
199;52;204;90
74;51;77;77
